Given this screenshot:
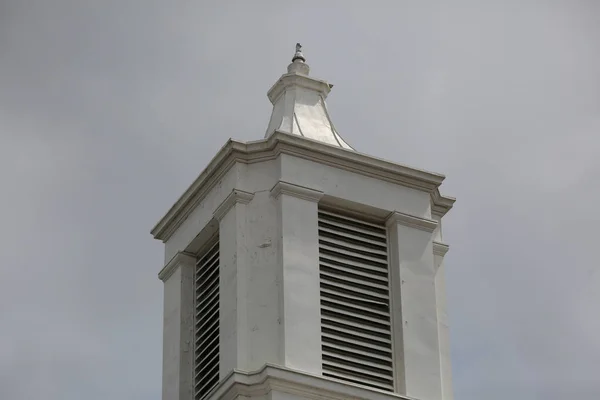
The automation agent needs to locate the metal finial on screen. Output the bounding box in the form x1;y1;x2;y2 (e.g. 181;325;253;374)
292;43;306;63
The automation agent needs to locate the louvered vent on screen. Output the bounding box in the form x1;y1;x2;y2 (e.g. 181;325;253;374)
318;209;394;391
194;240;220;400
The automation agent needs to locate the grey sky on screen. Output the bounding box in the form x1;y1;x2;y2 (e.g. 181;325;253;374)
1;1;599;399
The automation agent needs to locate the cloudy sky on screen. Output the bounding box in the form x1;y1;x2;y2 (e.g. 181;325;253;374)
1;1;599;399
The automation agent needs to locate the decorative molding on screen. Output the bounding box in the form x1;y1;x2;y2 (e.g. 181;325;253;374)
385;211;438;233
269;180;324;202
151;131;452;241
433;241;450;257
267;73;332;104
208;363;410;400
213;189;255;221
318;199;389;225
431;188;456;218
158;251;196;282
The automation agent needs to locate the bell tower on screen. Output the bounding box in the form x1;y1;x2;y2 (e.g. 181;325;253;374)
152;44;455;400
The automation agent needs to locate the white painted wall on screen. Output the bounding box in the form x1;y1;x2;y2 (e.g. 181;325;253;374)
160;253;195;400
279;154;431;219
272;183;323;374
435;252;453;400
387;217;442;400
243;191;281;370
218;198;251;377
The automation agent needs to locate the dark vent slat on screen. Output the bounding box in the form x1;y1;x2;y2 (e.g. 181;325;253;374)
323;347;393;369
198;241;219;264
322;343;393;364
196;372;219;400
323;370;393;391
195;332;219;362
319;243;387;265
321;292;389;316
321;278;389;301
323;358;394;382
320;260;389;284
318;226;388;251
321;304;390;329
321;312;391;338
194;240;220;400
319;209;394;392
322;332;391;355
195;300;219;332
318;210;387;235
320;252;388;273
196;287;219;316
319;234;388;259
322;326;391;347
195;258;219;285
194;349;219;380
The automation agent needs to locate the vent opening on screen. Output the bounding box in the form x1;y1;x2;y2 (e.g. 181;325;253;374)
319;209;394;391
194;240;220;400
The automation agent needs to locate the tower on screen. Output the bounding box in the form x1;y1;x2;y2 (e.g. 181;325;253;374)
152;44;455;400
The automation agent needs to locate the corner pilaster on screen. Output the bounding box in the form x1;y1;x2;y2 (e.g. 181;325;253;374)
159;251;196;400
386;211;442;400
213;189;255;378
433;241;453;400
270;181;324;374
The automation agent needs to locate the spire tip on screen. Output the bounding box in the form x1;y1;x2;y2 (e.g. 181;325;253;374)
292;43;306;63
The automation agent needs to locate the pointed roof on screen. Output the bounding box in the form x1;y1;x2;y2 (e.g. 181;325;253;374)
265;44;354;150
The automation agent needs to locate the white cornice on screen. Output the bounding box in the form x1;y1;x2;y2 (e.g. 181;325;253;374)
151;131;452;242
270;181;324;202
157;251;196;281
207;363;410;400
433;241;450;257
213;189;255;221
386;211;438;233
431;188;456;218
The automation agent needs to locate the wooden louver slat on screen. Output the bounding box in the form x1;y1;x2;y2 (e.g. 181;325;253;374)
318;209;394;392
194;240;220;400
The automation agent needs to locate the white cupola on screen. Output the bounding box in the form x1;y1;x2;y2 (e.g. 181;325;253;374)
152;44;456;400
265;44;353;150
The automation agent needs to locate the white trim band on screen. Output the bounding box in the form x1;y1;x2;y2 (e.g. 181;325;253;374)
433;241;450;257
158;251;196;281
269;181;324;202
385;211;438;233
207;363;410;400
213;189;255;221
